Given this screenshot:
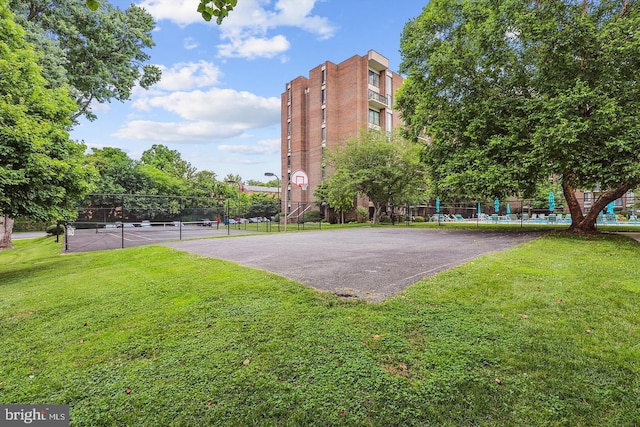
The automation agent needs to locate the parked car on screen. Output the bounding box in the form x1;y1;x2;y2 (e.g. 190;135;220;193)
115;221;135;228
199;219;212;226
223;219;237;225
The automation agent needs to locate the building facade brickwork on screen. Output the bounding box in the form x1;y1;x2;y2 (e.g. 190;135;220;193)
281;50;404;215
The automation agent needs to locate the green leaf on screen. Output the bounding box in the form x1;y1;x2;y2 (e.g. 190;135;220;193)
86;0;99;11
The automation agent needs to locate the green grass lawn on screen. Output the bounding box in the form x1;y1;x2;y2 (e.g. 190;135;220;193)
1;233;639;426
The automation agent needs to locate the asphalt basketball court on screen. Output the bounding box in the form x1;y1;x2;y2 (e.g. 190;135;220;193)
164;227;542;302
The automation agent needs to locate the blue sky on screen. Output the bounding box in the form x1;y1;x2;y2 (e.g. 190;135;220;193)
71;0;427;182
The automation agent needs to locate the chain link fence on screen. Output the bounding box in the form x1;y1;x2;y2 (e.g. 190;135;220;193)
62;195;323;252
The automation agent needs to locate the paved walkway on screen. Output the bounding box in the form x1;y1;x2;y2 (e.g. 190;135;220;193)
164;227;542;302
11;232;47;240
617;232;640;243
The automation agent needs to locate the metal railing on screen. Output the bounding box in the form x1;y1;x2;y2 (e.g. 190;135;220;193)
368;89;389;106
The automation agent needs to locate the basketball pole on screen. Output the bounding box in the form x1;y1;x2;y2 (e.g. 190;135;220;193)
284;170;308;233
284;178;288;232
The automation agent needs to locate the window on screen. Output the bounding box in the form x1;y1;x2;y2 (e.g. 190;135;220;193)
321;127;326;141
321;88;326;105
386;73;393;104
287;121;291;136
368;109;380;126
321;68;326;84
386;111;393;133
368;70;380;88
287;87;291;101
321;108;326;123
627;192;636;206
287;104;291;118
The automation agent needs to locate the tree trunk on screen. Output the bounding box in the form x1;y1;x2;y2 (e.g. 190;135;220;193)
563;173;629;233
0;215;14;250
372;203;383;225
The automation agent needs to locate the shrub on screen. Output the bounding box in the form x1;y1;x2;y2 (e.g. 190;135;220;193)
301;210;322;223
379;214;392;224
46;224;65;235
414;216;425;222
356;207;369;223
13;218;48;232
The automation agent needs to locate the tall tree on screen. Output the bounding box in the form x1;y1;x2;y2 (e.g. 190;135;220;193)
140;144;196;180
328;130;427;224
317;172;356;224
397;0;640;233
191;170;225;199
11;0;161;122
85;147;141;194
0;0;94;249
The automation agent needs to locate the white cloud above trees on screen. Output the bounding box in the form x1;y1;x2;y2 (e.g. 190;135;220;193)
138;0;336;59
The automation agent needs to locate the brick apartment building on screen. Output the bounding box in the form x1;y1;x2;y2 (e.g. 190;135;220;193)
280;50;404;216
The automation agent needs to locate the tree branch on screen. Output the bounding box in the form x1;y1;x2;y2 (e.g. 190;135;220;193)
71;93;94;122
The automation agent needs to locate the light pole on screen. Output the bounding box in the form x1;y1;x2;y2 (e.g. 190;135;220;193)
226;180;241;232
264;172;281;231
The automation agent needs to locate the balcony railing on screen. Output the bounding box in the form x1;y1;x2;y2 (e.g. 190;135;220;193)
368;89;389;107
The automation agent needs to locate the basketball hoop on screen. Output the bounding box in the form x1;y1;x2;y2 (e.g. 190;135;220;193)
291;170;309;190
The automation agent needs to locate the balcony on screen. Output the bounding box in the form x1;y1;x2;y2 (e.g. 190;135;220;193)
368;89;389;109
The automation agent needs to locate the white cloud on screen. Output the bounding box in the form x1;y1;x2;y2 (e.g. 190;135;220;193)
143;88;279;123
219;138;280;154
154;61;223;91
137;0;202;27
114;88;280;142
183;37;199;50
271;0;335;40
90;102;112;114
216;0;336;59
113;120;246;142
137;0;336;59
217;35;290;59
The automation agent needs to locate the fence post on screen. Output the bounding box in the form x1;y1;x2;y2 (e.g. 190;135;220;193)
121;195;125;249
179;197;183;240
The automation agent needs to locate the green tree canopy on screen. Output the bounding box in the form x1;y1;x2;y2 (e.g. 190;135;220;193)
85;147;142;194
317;172;356;224
397;0;640;232
327;130;428;224
12;0;161;121
140;144;196;180
0;0;94;249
